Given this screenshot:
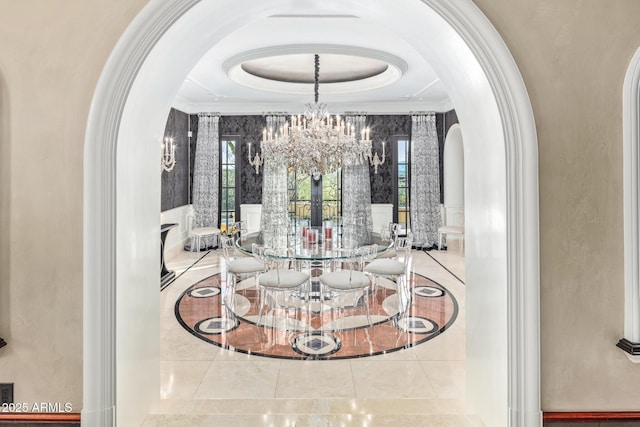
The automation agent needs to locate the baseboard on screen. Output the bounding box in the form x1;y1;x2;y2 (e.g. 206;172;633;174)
617;338;640;355
543;412;640;422
0;413;80;423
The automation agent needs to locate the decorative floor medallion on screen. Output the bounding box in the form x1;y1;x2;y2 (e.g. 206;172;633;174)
175;270;458;360
195;316;239;335
188;286;221;298
291;332;342;357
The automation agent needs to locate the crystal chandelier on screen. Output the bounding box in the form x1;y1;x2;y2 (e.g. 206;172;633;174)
257;54;377;180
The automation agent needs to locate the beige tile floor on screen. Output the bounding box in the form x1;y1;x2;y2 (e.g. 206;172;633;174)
144;243;481;427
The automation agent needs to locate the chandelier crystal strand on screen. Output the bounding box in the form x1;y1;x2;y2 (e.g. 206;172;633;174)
259;54;374;180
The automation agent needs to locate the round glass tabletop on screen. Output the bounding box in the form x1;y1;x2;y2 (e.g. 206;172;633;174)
235;228;392;261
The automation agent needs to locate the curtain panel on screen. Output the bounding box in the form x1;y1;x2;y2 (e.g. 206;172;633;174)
342;114;373;246
410;113;441;248
259;114;289;247
191;113;220;249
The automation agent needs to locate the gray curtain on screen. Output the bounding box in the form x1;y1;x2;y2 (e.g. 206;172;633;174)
342;114;373;246
191;113;220;249
259;114;289;248
410;113;441;247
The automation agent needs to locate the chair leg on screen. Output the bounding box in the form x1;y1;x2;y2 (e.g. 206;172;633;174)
223;272;232;306
363;288;372;327
256;287;266;327
438;232;443;250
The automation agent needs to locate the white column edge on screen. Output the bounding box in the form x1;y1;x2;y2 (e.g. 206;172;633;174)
82;1;201;426
623;47;640;346
426;1;542;425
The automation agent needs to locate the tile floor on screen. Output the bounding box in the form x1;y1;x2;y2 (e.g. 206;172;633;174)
143;245;480;426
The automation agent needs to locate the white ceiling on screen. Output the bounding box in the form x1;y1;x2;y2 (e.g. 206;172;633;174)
172;5;453;115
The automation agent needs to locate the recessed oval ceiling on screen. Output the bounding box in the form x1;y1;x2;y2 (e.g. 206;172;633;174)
224;45;406;96
241;53;389;84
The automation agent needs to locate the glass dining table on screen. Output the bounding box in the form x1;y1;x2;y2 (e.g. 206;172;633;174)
234;227;393;261
235;226;393;303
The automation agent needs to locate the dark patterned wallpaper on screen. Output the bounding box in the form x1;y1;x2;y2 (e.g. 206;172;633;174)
188;113;198;204
161;110;458;212
161;108;191;212
366;115;412;204
219;115;266;205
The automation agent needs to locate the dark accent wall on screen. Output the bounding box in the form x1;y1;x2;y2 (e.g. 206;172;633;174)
366;111;458;205
219;115;266;205
161;108;191;212
366;115;412;204
161;110;458;212
188;113;198;205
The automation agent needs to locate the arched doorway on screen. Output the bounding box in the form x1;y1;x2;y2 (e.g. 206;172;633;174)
443;123;465;250
83;1;540;426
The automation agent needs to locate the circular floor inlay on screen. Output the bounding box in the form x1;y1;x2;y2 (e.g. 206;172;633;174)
195;316;239;334
188;286;221;298
175;271;458;360
291;332;342;357
413;286;445;298
395;316;439;334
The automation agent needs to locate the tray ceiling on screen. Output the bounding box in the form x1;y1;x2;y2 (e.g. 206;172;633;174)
173;7;453;114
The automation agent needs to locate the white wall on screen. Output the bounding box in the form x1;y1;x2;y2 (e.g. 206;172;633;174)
371;203;393;232
240;204;262;234
443;123;465;218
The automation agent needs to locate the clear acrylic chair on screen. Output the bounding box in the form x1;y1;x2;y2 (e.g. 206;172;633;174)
376;222;400;259
364;231;414;317
319;247;372;330
219;234;265;311
255;246;310;330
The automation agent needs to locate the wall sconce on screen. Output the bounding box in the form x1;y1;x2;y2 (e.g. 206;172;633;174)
370;140;386;174
247;141;263;174
162;136;176;172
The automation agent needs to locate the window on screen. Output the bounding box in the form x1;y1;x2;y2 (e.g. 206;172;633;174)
288;170;311;222
393;136;411;233
220;136;238;234
287;169;341;227
320;169;341;222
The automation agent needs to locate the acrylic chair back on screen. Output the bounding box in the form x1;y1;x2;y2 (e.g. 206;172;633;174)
333;247;362;286
220;234;235;263
262;246;296;284
356;244;378;270
394;231;413;269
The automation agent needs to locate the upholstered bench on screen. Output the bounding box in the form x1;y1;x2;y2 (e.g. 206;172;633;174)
190;227;221;252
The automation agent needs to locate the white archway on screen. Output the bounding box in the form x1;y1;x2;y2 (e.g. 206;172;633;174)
83;1;540;426
443;123;465;234
620;46;640;362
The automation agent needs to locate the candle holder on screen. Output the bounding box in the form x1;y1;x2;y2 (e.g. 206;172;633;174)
370;140;386;173
323;220;333;240
308;229;318;244
247;141;263;174
161;136;176;172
